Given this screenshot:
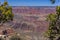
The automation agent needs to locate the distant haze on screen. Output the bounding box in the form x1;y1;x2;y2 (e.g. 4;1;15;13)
12;6;56;14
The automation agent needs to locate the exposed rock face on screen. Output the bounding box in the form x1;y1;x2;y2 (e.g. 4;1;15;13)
12;6;56;32
11;6;56;40
12;6;56;14
0;27;15;35
0;6;55;40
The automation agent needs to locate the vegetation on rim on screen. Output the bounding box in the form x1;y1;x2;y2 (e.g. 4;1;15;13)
0;1;14;25
46;0;60;40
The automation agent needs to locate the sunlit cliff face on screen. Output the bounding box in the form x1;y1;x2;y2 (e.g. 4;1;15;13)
12;6;56;14
11;6;56;32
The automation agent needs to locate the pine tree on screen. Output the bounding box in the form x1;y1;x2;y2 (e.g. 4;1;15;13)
0;0;14;25
50;0;55;4
46;0;60;40
47;5;60;40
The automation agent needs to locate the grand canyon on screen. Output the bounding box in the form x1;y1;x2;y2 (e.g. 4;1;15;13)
11;6;56;40
0;6;56;40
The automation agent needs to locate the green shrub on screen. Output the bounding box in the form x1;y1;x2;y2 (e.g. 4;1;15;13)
9;35;21;40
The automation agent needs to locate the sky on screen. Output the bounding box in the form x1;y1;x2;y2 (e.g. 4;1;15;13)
0;0;60;6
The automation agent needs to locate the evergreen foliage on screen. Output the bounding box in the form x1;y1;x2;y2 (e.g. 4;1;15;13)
50;0;55;4
47;6;60;40
9;35;21;40
0;1;14;24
